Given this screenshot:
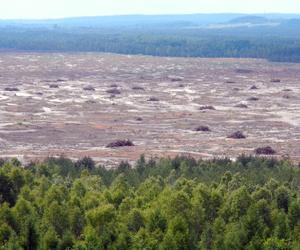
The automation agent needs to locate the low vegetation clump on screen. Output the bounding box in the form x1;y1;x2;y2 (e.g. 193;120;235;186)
228;131;246;139
106;88;121;95
83;86;95;91
4;87;19;91
169;76;183;82
195;125;211;132
147;97;159;102
56;79;66;82
49;84;59;88
250;85;258;90
235;69;253;74
106;139;135;148
132;86;145;91
247;96;259;101
283;88;292;92
0;155;300;249
271;79;281;83
85;99;97;104
255;146;277;155
199;105;216;110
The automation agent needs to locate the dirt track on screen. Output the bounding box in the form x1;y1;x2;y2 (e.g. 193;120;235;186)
0;53;299;166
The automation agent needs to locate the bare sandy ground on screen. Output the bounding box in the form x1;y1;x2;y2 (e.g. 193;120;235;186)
0;53;299;166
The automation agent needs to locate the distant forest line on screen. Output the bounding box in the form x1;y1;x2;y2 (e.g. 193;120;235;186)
1;14;300;62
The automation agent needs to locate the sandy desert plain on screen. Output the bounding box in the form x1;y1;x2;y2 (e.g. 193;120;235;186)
0;52;299;166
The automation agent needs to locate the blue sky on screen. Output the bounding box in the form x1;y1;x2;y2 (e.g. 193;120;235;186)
1;0;300;19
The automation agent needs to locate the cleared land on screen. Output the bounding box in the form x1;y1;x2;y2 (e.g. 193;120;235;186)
0;53;299;166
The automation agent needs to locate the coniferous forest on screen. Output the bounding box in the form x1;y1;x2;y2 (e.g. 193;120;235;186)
1;155;300;249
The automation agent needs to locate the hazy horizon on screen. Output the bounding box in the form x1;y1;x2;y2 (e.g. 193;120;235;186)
1;0;300;19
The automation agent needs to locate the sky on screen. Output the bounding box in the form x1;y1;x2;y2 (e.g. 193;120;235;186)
1;0;300;19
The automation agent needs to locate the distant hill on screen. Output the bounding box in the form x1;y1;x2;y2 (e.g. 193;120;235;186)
228;15;270;24
280;18;300;28
2;13;300;28
0;14;244;28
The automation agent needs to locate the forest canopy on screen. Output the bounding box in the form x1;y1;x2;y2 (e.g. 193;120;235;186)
1;155;300;249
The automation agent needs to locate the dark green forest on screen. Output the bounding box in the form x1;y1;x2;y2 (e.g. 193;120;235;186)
1;14;300;62
1;155;300;249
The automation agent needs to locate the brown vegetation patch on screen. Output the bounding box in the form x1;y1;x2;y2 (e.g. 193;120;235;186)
83;86;95;91
255;146;276;155
4;87;19;91
106;88;121;95
169;76;184;82
148;97;159;102
249;85;258;90
56;79;66;82
49;84;59;88
195;126;211;132
271;79;281;83
132;86;145;91
247;97;259;101
199;105;216;110
107;139;135;148
228;131;246;139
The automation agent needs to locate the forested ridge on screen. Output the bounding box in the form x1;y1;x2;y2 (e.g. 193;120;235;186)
2;14;300;62
1;155;300;249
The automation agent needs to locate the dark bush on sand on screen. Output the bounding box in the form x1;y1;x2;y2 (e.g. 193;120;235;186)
4;87;19;91
199;105;216;110
249;85;258;90
132;86;145;90
107;139;135;148
247;97;259;101
106;88;121;95
271;79;281;83
148;97;159;102
255;146;276;155
228;131;246;139
83;86;95;91
49;84;59;88
195;126;211;132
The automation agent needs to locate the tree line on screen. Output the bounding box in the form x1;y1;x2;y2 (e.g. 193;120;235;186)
1;26;300;62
